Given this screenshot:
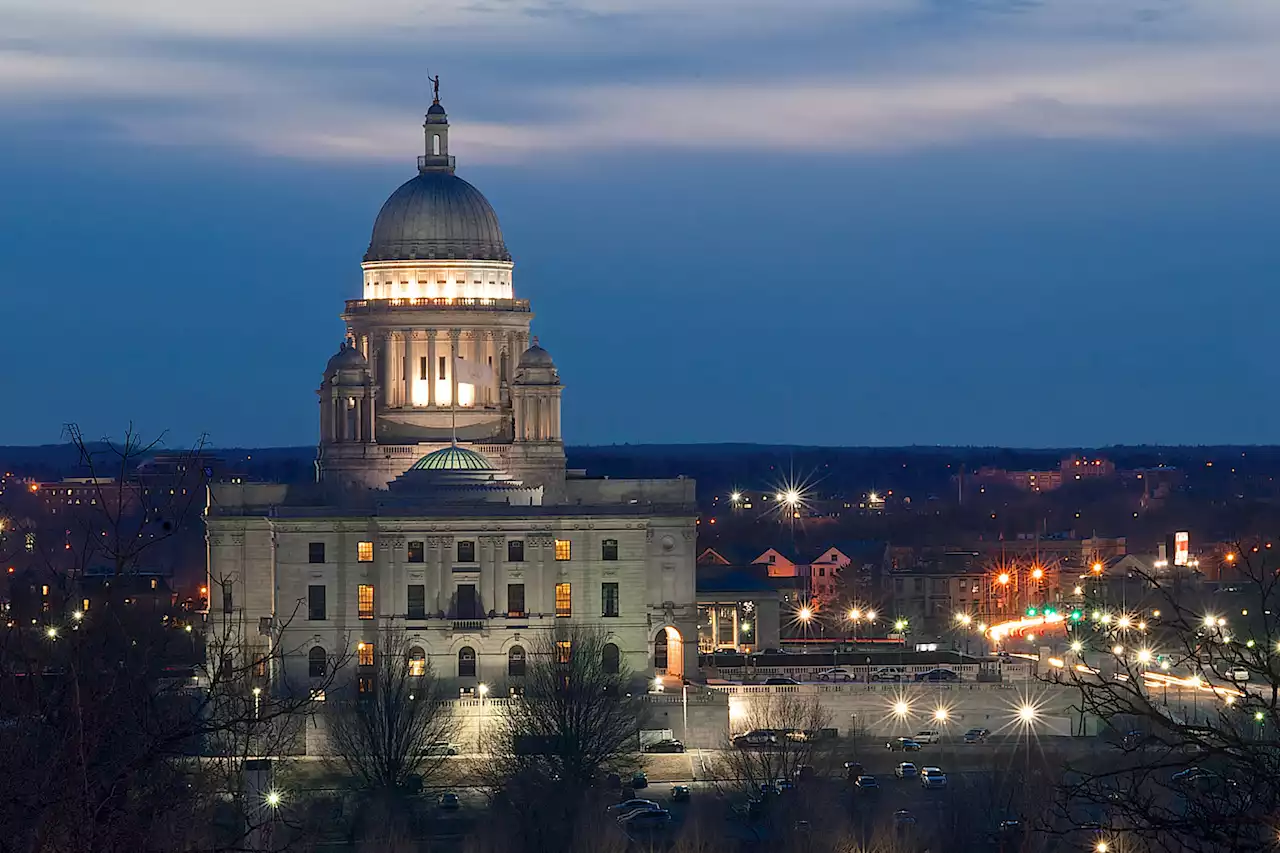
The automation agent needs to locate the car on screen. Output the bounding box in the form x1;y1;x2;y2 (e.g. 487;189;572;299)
631;771;649;789
425;741;461;756
792;820;812;833
854;775;879;790
733;729;777;748
774;778;796;792
963;728;991;743
732;798;765;819
920;767;948;789
608;798;659;815
843;761;865;780
817;667;854;682
644;738;686;753
888;737;922;752
671;785;691;802
616;804;663;823
894;762;918;779
871;667;907;682
765;677;799;685
912;730;941;744
794;764;817;781
915;668;960;683
620;809;671;829
759;782;782;796
893;809;918;828
438;792;460;810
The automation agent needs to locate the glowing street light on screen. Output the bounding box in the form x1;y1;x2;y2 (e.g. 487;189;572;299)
956;613;973;626
1091;562;1104;574
849;608;861;621
1070;640;1084;653
730;491;742;503
1117;616;1131;630
1031;567;1044;581
45;626;58;639
1100;614;1112;625
865;610;877;622
1018;704;1038;724
1073;586;1083;595
71;610;83;621
894;619;908;632
933;708;949;722
783;489;800;506
1136;649;1152;665
1204;614;1219;629
798;607;813;622
265;790;282;808
478;683;490;697
892;700;911;718
997;573;1011;585
1112;645;1124;655
1095;842;1109;853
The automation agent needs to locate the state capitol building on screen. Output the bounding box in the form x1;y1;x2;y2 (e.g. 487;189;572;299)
206;93;698;693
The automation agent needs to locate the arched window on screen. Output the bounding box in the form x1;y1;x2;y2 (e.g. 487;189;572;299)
508;645;526;678
408;646;427;677
308;646;326;678
433;134;441;156
458;646;476;678
602;642;620;675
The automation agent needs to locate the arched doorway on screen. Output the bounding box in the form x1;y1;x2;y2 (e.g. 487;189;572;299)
654;626;684;680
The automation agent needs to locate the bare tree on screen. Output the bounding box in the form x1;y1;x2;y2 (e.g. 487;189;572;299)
326;628;458;791
712;692;834;794
1052;541;1280;853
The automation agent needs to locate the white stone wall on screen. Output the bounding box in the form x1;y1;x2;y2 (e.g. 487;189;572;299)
209;511;699;695
361;259;514;302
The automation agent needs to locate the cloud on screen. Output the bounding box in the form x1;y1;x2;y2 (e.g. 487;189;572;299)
2;0;1279;162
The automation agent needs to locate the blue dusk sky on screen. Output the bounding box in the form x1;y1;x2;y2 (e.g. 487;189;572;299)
2;0;1278;448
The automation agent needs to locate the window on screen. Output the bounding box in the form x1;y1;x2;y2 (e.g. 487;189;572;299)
358;642;374;666
602;539;619;561
557;640;572;664
222;584;233;613
150;578;158;590
419;356;428;381
507;540;525;562
408;646;427;677
602;582;619;618
253;650;268;678
457;540;476;562
357;541;374;562
508;645;526;677
309;542;325;563
819;567;826;577
358;676;374;695
555;539;571;561
767;554;776;564
602;643;620;674
358;584;375;619
308;646;326;678
507;583;525;617
407;585;426;620
458;646;476;678
555;582;571;617
408;541;425;563
308;585;326;621
439;355;446;377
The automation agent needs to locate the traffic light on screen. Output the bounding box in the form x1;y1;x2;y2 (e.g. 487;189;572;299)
1070;610;1083;621
1026;606;1038;617
1044;608;1058;618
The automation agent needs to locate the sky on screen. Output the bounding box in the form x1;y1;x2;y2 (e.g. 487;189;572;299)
2;0;1279;449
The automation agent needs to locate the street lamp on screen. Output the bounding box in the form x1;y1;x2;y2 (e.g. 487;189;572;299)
252;686;262;719
1203;614;1218;629
865;610;877;622
45;626;57;639
72;610;83;622
265;790;282;808
1018;704;1038;724
933;708;949;722
1136;649;1152;665
894;619;907;632
893;700;911;718
1095;841;1109;853
1070;640;1084;654
477;683;489;753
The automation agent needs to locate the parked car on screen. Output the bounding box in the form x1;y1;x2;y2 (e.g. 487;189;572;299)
732;798;765;819
854;775;880;790
609;798;659;815
425;741;461;755
963;728;991;743
733;729;778;748
671;785;691;803
894;762;919;779
887;737;922;752
631;771;649;789
913;730;942;744
616;804;663;823
817;667;853;682
773;777;796;792
871;667;907;682
644;738;686;753
765;677;799;685
920;767;948;789
438;792;460;810
914;668;960;683
893;809;918;828
760;782;782;796
794;764;817;781
843;761;865;780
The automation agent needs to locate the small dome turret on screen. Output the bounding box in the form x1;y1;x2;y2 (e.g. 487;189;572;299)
518;341;555;369
325;342;369;377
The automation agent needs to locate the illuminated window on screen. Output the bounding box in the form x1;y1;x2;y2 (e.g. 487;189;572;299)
555;583;571;617
41;585;48;596
82;598;90;611
358;584;375;619
555;539;571;561
358;642;374;666
419;356;428;380
408;646;427;677
357;676;373;694
557;640;572;664
357;541;374;562
150;578;157;590
601;539;618;561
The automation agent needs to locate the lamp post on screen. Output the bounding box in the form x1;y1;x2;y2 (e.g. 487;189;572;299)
252;686;262;720
477;683;489;753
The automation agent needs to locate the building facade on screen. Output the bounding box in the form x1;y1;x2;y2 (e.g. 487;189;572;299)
207;92;699;694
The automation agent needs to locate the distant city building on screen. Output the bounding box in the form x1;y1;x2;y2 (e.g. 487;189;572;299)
969;456;1116;493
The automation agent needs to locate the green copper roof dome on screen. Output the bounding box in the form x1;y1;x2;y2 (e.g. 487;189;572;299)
409;445;494;472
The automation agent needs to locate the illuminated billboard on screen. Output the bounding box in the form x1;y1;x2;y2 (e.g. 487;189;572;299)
1174;531;1190;567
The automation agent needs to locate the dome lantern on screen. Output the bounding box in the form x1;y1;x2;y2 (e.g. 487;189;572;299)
419;76;455;175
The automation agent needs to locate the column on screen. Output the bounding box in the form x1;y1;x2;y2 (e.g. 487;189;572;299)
426;331;437;407
403;331;414;408
432;539;447;616
381;332;395;409
471;331;483;405
449;329;460;409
